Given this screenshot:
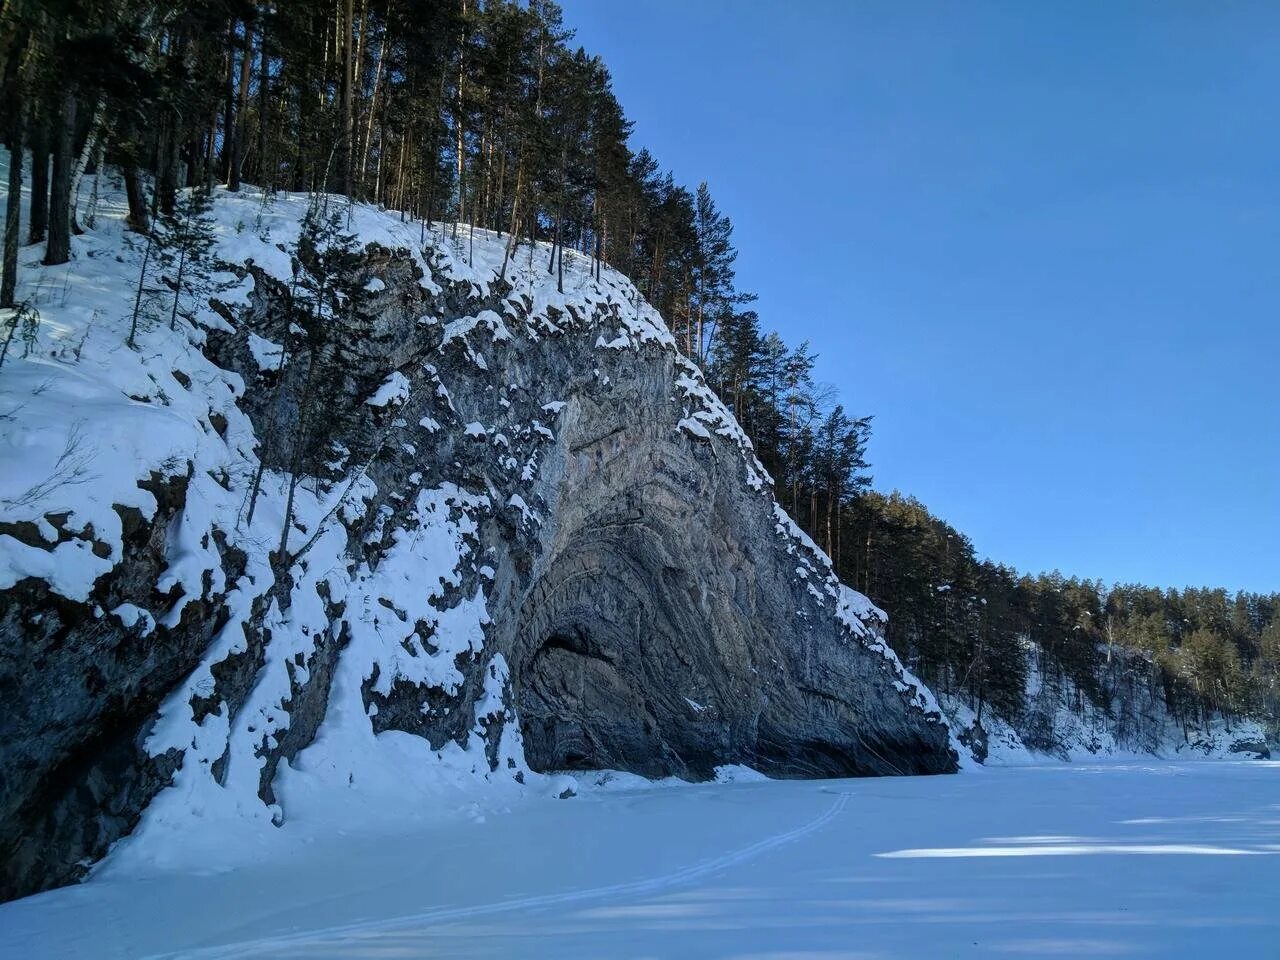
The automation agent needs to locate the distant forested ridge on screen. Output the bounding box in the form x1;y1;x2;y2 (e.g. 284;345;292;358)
2;0;1274;742
843;493;1279;743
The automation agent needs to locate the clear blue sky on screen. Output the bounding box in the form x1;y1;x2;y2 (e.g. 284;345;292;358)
561;0;1279;593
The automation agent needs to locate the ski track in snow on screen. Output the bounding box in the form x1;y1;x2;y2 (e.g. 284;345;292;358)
145;792;852;960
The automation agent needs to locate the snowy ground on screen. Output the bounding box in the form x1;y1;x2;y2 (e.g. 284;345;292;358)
2;761;1277;959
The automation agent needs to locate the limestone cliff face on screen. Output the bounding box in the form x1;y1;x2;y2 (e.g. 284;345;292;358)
501;342;952;781
0;194;954;902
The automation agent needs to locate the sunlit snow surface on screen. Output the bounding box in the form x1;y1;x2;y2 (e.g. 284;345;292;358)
2;762;1277;959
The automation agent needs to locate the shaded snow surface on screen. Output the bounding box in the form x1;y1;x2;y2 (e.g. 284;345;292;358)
2;762;1277;959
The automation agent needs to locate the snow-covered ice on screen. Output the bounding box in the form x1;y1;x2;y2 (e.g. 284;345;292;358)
2;761;1276;959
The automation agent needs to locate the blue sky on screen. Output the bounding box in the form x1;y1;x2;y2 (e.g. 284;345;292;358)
561;0;1280;593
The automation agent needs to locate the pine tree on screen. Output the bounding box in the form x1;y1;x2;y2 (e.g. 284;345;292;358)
155;186;219;333
271;197;372;562
692;182;737;363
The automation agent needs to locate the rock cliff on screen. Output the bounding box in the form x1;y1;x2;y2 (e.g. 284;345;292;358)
0;186;955;901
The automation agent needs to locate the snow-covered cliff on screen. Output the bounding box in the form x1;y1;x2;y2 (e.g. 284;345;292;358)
941;644;1270;766
0;170;955;900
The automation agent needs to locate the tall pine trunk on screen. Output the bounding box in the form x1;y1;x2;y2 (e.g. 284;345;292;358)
68;97;105;229
2;116;22;307
499;157;524;282
556;216;565;293
453;0;466;236
341;0;355;197
43;91;76;266
168;247;187;329
85;132;106;228
229;21;254;192
255;33;269;188
278;345;320;561
205;102;218;190
127;232;155;349
27;123;47;244
824;489;833;557
123;164;149;233
221;22;236;184
154;117;176;216
359;15;390;194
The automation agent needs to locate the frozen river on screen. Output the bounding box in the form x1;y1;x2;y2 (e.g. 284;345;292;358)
2;761;1277;958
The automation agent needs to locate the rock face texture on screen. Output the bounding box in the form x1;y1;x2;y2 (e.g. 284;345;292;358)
504;352;950;781
0;194;954;903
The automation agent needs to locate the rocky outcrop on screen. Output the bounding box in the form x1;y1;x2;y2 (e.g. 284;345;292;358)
0;472;235;897
0;195;954;902
500;346;950;780
939;643;1274;766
